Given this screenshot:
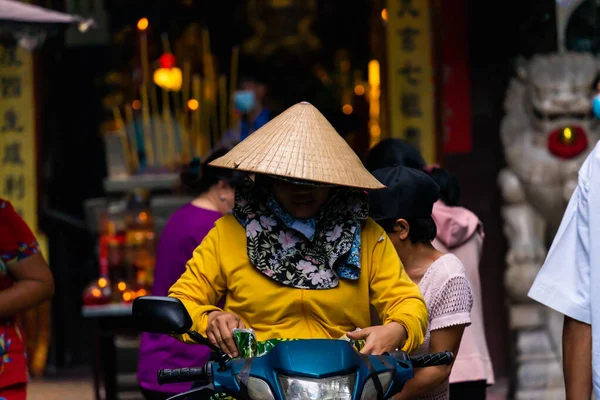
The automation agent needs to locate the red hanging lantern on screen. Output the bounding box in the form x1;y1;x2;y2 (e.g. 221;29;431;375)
154;52;182;91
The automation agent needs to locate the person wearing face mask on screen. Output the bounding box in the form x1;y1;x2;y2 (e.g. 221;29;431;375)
217;64;271;148
136;148;244;400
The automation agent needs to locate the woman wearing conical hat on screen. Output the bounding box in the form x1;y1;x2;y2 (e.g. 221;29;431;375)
169;102;428;357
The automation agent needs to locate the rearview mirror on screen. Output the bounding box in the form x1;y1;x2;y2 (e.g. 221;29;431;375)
133;296;192;335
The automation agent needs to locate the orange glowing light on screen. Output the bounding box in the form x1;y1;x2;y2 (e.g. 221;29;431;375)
117;281;127;291
342;104;353;115
188;99;199;110
137;18;149;31
98;278;108;288
139;211;148;222
92;288;102;297
123;292;132;302
132;99;141;110
370;125;382;136
354;85;365;96
381;8;388;21
137;289;148;297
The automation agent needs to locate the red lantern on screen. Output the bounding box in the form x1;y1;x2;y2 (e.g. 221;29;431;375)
159;53;176;69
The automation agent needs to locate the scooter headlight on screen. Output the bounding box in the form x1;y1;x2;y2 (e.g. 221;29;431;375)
278;373;356;400
360;371;393;400
247;377;276;400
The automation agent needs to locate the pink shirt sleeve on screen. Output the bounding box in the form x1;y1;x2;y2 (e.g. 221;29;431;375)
428;258;473;332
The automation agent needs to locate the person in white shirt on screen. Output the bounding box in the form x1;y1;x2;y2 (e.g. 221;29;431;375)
529;140;600;399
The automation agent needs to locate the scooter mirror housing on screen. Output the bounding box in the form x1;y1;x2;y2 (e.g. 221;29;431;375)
133;296;193;335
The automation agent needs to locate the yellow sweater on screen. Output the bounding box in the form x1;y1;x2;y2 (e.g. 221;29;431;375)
169;215;428;353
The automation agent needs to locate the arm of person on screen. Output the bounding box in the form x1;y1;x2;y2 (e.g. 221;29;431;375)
529;178;592;396
395;324;466;400
0;252;54;318
368;226;428;353
0;201;54;318
563;316;592;400
168;223;227;342
397;273;472;399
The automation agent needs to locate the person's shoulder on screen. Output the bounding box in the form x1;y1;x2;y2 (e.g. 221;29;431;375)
214;214;245;234
579;140;600;183
362;217;385;238
0;199;17;217
164;204;215;231
431;254;467;281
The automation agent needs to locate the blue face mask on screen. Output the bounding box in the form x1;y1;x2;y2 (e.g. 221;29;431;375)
234;90;257;113
593;93;600;119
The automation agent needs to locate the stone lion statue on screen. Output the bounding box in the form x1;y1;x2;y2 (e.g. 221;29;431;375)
499;52;600;399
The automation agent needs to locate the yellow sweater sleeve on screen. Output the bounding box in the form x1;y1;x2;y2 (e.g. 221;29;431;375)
168;222;226;341
368;226;428;353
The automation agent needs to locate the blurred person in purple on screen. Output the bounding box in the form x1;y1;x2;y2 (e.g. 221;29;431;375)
136;148;243;400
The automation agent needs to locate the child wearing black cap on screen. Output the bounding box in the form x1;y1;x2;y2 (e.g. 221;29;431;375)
369;166;473;400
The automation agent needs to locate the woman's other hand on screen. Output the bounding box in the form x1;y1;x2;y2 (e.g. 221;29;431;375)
206;311;245;357
346;322;407;355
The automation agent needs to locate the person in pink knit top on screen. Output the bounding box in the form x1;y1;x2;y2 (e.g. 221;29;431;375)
369;166;473;400
366;139;495;399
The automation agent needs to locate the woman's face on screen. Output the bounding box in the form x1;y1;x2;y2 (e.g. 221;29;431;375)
271;180;332;219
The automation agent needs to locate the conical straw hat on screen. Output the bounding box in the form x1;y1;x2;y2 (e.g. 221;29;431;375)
209;102;385;189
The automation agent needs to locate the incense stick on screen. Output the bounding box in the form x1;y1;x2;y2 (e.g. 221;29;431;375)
112;106;133;174
140;85;155;166
161;89;176;169
140;31;150;87
124;105;140;172
192;75;202;157
181;60;192;161
229;46;239;130
219;74;227;142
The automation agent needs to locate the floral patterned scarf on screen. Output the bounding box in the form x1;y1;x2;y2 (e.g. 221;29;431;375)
233;179;369;289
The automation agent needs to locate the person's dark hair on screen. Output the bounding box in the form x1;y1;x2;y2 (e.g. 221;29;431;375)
364;138;426;172
180;148;244;196
427;168;460;207
377;216;437;244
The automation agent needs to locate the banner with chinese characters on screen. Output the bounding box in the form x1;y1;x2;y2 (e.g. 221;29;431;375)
0;46;38;231
386;0;436;163
442;0;472;154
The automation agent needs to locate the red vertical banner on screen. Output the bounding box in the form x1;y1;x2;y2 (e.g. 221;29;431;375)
442;0;472;154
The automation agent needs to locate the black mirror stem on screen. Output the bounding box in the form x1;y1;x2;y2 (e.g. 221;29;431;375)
186;329;231;370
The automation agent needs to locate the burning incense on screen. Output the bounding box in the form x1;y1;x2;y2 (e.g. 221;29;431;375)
138;24;155;167
219;74;227;141
180;60;192;162
112;106;133;173
192;75;202;157
229;46;239;129
140;29;150;86
162;89;176;168
124;105;140;171
160;33;176;169
139;85;155;166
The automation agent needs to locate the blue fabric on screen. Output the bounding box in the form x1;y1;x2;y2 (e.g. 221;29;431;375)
240;109;270;141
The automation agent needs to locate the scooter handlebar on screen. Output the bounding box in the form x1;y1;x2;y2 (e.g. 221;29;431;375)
409;351;454;368
157;365;212;386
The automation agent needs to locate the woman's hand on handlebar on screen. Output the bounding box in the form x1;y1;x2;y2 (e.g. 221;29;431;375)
206;311;245;358
346;322;407;355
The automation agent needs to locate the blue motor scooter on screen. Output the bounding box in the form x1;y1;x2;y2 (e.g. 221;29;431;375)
133;296;453;400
